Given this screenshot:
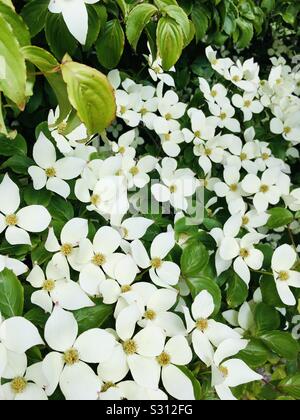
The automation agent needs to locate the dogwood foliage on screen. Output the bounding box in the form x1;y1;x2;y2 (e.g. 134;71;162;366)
1;35;300;401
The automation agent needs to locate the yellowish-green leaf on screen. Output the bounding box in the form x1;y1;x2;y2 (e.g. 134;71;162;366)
61;55;116;135
157;16;183;70
0;15;27;109
0;2;31;46
22;46;72;122
0;93;8;136
126;4;158;51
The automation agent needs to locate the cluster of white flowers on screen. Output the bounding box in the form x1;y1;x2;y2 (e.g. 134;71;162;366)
0;44;299;400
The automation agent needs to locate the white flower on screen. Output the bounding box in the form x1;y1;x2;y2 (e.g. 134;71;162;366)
99;379;167;400
122;155;158;188
155;90;187;132
131;231;180;288
214;167;245;215
0;315;44;379
0;174;51;245
116;217;154;241
42;307;116;400
45;218;89;276
99;325;166;390
182;109;216;143
270;110;300;144
27;262;94;313
271;244;300;306
232;93;263;121
193;136;225;174
28;132;85;198
115;90;141;127
48;0;99;45
111;129;137;157
158;127;184;158
0;362;48;400
209;102;241;133
0;256;28;277
284;188;300;212
148;54;175;87
184;291;241;366
78;226;122;296
199;78;228;105
232;233;265;285
211;338;262;400
205;47;233;75
137;288;186;337
223;302;255;336
151;158;199;211
146;335;194;400
242;168;283;212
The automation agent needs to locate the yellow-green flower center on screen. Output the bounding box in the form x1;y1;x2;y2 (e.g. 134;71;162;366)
121;284;132;293
240;248;250;258
157;352;171;367
92;253;106;266
278;271;289;281
260;184;269;193
91;194;101;206
45;167;56;178
151;257;162;269
5;214;18;226
101;382;116;393
196;318;208;331
63;348;79;366
60;243;73;256
43;279;55;292
123;339;137;355
144;309;156;320
11;377;27;394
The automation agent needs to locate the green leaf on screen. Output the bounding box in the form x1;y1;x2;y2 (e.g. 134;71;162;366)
235;18;253;49
24;185;52;206
0;133;27;156
261;0;275;13
1;154;34;174
181;242;209;277
61;55;116;135
0;3;31;46
0;14;27;109
73;302;114;334
45;13;78;60
163;5;190;43
260;331;299;360
0;268;24;318
21;0;49;37
155;0;178;9
191;4;209;42
226;273;248;308
84;5;102;50
48;195;74;222
126;4;158;50
279;374;300;399
22;46;72;122
157;16;183;70
186;275;221;316
177;366;202;400
24;307;48;329
267;207;294;229
238;338;271;368
95;19;125;69
254;302;281;334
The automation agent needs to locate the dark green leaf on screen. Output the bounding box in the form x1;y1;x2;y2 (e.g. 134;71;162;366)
0;268;24;318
